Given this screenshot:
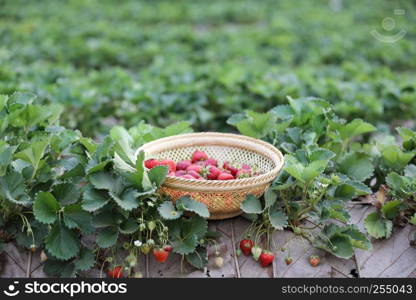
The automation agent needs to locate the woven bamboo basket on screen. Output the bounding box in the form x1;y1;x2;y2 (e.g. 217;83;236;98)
138;132;284;220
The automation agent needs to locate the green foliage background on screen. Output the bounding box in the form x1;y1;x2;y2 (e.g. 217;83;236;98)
1;0;415;137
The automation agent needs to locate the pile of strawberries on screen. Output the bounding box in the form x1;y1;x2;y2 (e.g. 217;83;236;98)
144;149;257;181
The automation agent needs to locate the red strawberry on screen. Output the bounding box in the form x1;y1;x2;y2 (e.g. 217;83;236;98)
309;255;320;267
259;251;274;267
186;164;203;174
153;248;169;263
204;158;218;167
163;245;173;252
181;174;195;179
239;239;254;256
188;170;202;179
218;172;234;180
206;166;221;180
192;150;208;163
144;159;159;169
175;170;187;177
223;162;238;176
177;160;192;170
159;159;176;173
107;266;123;278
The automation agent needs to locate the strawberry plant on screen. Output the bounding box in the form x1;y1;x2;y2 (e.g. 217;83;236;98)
232;97;374;258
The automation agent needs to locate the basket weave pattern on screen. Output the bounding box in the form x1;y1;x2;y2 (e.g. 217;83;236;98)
138;133;284;219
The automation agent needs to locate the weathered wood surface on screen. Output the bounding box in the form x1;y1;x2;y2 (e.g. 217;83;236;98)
1;205;415;278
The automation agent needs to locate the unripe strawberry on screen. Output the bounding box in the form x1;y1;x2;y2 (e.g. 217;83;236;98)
251;246;262;261
214;256;224;268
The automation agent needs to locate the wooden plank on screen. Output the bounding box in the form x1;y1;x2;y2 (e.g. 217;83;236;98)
349;204;416;278
272;231;332;278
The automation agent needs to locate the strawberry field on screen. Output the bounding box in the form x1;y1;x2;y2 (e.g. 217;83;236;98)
0;0;416;278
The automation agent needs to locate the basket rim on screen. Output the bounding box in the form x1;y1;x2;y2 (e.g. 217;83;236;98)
136;132;284;192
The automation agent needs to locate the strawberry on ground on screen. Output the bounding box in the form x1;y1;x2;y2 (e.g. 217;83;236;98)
309;255;320;267
239;239;254;256
107;266;123;278
153;248;169;263
259;251;274;267
163;245;173;252
285;256;293;265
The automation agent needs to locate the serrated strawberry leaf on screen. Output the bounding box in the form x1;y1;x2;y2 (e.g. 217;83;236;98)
81;186;109;212
148;165;168;187
338;152;374;182
14;138;50;177
74;247;95;271
52;182;80;206
96;226;119;248
45;221;80;260
169;216;208;255
381;200;402;220
0;170;31;205
109;188;139;211
89;171;123;193
268;203;288;230
241;194;263;214
176;196;210;218
119;218;139;234
158;201;182;220
63;204;94;234
364;212;393;239
33;192;60;224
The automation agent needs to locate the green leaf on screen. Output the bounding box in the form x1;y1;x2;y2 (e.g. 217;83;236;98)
381;200;402;219
169;216;208;255
381;145;415;172
410;214;416;225
342;225;372;251
92;211;117;228
89;171;122;193
148;165;168;187
110;126;135;165
185;247;207;269
364;212;393;239
264;188;277;208
119;218;139;234
324;233;354;258
234;111;276;139
109;189;139;211
43;259;76;277
339;152;374;182
338;119;376;141
241;194;263;214
0;171;31;205
176;196;210;218
82;187;109;212
33;192;60;224
0;94;8;111
14;138;49;176
74;247;95;271
45;221;80;260
268;203;288;230
96;227;119;248
158;201;183;220
63;204;93;234
52;182;80;206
